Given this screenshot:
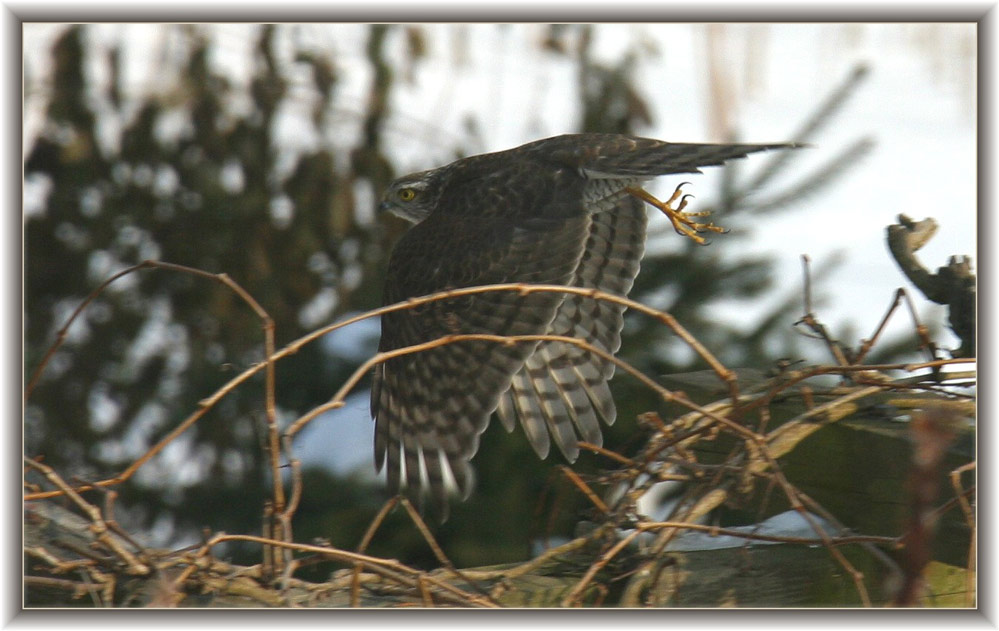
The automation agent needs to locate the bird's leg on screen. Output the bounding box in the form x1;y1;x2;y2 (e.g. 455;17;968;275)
626;184;728;245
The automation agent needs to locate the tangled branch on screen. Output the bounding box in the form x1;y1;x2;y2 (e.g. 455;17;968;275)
24;249;975;607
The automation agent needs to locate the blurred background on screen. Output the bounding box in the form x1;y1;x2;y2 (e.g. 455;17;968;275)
23;23;975;573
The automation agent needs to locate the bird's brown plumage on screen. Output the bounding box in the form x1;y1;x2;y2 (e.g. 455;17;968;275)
372;133;792;518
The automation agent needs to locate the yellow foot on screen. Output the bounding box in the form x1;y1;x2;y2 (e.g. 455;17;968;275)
626;183;727;245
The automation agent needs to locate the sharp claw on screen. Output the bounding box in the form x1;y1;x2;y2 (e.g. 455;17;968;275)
665;185;685;206
677;194;694;212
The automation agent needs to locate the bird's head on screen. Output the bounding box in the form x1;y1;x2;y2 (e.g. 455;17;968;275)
379;169;440;224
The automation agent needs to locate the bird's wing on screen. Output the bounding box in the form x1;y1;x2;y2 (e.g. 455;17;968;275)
535;133;795;179
372;207;590;518
496;195;647;461
496;136;791;461
373;136;793;517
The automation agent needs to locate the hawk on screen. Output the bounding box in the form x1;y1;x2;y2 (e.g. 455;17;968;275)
372;133;791;517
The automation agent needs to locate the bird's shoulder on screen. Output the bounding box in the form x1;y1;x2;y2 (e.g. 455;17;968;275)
516;133;666;165
431;149;597;223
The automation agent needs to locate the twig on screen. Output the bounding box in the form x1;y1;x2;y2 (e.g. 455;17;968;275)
26;281;735;503
191;533;496;608
637;520;897;547
561;528;642;607
854;288;905;364
398;498;497;604
25;576;104;600
25;261;156;400
24;457;150;576
23;260;284;574
558;466;608;514
283;332;754;448
796;255;851;365
351;496;399;607
577;442;636;467
460;532;599;582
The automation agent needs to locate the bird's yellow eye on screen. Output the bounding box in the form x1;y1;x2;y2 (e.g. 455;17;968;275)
397;188;417;202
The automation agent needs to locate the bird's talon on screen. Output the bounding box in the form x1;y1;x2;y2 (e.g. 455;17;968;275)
627;185;727;245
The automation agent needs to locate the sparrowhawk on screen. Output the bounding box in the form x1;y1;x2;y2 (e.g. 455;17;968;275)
372;133;791;517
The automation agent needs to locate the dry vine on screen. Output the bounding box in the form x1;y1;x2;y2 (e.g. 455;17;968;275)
24;246;975;607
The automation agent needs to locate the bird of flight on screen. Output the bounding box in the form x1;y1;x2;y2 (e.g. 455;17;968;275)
372;133;794;518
